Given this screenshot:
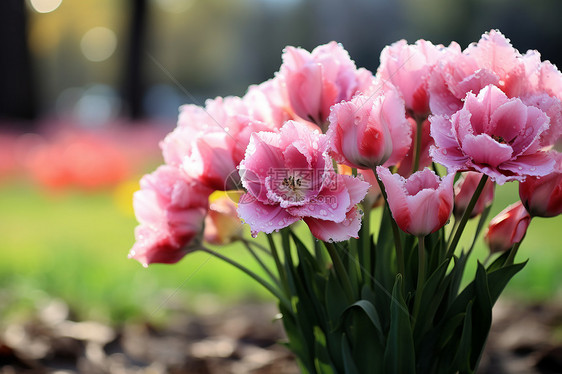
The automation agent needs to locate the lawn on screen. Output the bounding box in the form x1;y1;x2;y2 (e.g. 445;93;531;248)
0;177;561;324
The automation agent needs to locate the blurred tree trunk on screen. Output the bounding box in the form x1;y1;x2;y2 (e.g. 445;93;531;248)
0;0;36;127
122;0;147;120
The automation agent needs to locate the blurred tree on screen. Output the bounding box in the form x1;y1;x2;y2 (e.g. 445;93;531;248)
0;0;36;126
122;0;147;119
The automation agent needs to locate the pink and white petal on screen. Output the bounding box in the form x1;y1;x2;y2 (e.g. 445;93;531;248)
430;145;469;172
287;180;350;222
340;174;370;207
237;198;300;236
430;115;461;150
304;207;363;242
500;152;556;177
490;99;528;141
461;134;513;168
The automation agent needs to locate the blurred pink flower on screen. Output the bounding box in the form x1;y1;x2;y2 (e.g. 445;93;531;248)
237;121;369;242
376;166;454;236
430;84;555;184
279;41;373;128
161;97;271;191
204;195;244;245
129;165;210;266
243;77;296;131
453;171;495;219
484;202;531;253
377;39;445;117
326;87;411;169
519;151;562;217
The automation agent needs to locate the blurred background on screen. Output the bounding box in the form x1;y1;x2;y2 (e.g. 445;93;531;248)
1;0;562;370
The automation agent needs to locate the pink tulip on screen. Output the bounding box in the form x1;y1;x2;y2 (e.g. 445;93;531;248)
279;41;374;128
129;165;211;266
327;87;411;169
160;97;271;191
453;171;495;219
484;202;531;253
377;39;444;117
204;195;244;245
428;30;520;117
237;121;369;242
430;84;555;184
519;152;562;217
376;166;454;236
243;77;295;131
428;30;562;148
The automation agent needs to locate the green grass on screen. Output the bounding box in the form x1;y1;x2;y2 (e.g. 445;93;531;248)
0;179;561;324
0;180;272;323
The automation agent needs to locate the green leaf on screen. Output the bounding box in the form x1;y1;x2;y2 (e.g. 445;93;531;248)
414;258;451;341
487;261;527;304
341;334;360;374
470;263;492;370
340;300;383;342
384;275;416;374
313;326;337;374
448;301;474;374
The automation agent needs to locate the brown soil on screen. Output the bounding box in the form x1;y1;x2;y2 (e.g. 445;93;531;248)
1;299;562;374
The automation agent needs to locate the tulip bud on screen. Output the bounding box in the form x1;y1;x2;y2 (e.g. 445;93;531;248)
453;172;495;220
376;166;454;237
519;152;562;218
484;202;530;253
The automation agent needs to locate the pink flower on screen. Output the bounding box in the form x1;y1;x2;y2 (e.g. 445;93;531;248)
161;97;271;191
326;87;411;169
428;30;520;116
129;165;211;266
519;152;562;217
243;77;296;131
279;41;373;128
237;121;369;242
453;171;495;219
376;166;454;236
377;39;444;117
428;30;562;147
395;118;434;177
484;202;530;253
204;194;244;245
430;84;555;184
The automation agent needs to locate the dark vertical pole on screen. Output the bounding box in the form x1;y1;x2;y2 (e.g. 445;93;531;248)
122;0;148;120
0;0;36;127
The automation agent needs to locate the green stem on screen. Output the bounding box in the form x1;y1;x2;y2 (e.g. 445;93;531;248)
445;174;489;259
325;242;355;302
242;239;272;256
505;241;522;266
243;241;280;287
445;216;460;249
267;234;289;294
362;202;372;276
200;246;291;310
412;235;426;324
373;167;405;276
411;116;425;174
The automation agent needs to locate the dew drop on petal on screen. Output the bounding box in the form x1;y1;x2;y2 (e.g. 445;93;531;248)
518;166;523;171
442;149;448;155
320;209;327;216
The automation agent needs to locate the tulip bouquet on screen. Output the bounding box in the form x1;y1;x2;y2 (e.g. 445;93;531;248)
129;30;562;373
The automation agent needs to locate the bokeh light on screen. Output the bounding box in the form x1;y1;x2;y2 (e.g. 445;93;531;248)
29;0;63;14
80;27;117;62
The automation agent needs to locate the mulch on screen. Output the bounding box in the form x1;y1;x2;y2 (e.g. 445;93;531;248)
1;299;562;373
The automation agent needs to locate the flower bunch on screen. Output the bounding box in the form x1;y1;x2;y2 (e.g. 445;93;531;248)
130;32;562;373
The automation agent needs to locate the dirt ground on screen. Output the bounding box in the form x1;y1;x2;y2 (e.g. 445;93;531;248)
1;299;562;374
